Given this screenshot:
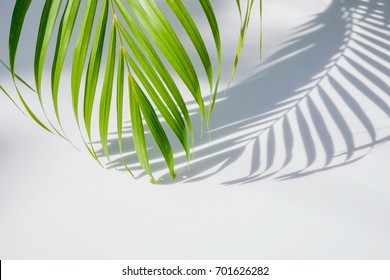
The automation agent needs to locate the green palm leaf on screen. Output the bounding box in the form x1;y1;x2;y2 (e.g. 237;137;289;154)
2;0;262;181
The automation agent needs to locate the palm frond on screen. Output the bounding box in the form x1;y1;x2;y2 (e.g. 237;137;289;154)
1;0;261;181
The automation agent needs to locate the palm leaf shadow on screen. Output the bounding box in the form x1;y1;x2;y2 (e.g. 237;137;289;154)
98;0;390;184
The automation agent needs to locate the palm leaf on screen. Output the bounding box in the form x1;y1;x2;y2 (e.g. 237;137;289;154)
1;0;261;181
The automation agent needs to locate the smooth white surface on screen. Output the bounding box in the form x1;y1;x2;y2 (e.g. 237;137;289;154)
0;0;389;259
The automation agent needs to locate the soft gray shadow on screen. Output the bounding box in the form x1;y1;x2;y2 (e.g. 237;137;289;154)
98;0;390;184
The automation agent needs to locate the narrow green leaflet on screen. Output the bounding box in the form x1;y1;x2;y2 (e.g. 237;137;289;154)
242;1;255;46
84;0;109;141
51;0;81;126
34;0;62;94
116;48;125;158
71;0;98;123
69;0;101;162
166;0;213;93
14;86;53;133
0;85;23;112
236;0;243;20
9;0;32;74
199;0;222;116
99;23;117;160
1;59;36;93
116;47;134;176
129;74;154;182
133;82;176;179
229;0;256;84
31;0;70;139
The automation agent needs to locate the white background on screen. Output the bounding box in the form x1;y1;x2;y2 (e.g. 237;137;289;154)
0;0;389;259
